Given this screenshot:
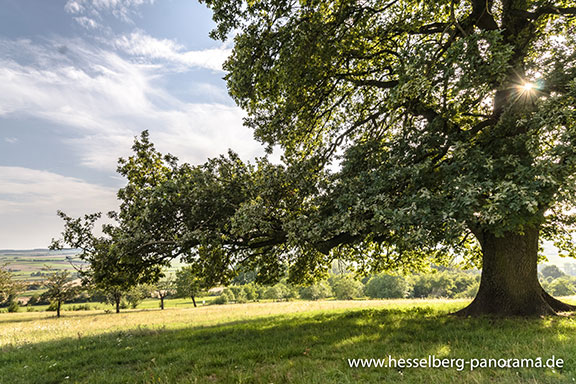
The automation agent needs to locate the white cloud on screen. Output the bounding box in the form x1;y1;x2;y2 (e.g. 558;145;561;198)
65;0;155;23
0;167;118;249
0;37;264;171
4;137;18;144
73;16;100;29
114;31;231;72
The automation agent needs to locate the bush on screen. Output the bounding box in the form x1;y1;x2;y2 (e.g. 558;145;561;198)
70;304;91;311
235;289;248;303
263;283;299;301
300;282;333;300
543;276;576;297
365;274;408;299
331;277;364;300
454;281;480;298
263;285;287;301
214;289;236;304
243;284;258;301
126;285;152;309
7;300;19;313
408;272;477;299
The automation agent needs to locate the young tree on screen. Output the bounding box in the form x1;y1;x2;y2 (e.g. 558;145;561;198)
42;269;78;318
365;274;408;299
0;265;21;306
154;276;175;310
125;284;153;309
331;277;364;300
300;281;333;301
542;276;576;297
50;213;147;314
174;266;203;307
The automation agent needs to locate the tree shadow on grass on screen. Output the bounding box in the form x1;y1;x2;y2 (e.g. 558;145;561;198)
0;308;159;325
1;307;575;384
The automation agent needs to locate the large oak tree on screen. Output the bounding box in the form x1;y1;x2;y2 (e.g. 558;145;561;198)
197;0;576;316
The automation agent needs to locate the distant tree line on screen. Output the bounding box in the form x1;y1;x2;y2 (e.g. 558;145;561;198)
211;269;482;304
5;263;575;314
539;265;576;297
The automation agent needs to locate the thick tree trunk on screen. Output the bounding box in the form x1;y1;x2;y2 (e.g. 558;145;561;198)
191;295;197;308
455;227;575;316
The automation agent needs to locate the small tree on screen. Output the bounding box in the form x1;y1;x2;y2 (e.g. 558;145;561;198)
300;281;333;301
0;264;23;307
50;213;146;314
125;284;152;309
543;277;576;297
42;269;78;318
243;284;259;301
215;288;235;304
365;274;408;299
331;277;364;300
175;266;203;307
155;276;175;310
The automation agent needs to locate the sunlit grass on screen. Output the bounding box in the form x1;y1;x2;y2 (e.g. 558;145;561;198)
0;299;464;347
1;298;575;383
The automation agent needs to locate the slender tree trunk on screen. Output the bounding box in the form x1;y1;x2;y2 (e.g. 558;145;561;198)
456;227;575;316
191;295;197;308
57;301;61;318
160;296;164;310
115;295;120;314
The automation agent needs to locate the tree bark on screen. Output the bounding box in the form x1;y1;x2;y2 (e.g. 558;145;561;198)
455;227;575;316
191;295;197;308
115;295;121;314
160;296;164;310
57;301;61;318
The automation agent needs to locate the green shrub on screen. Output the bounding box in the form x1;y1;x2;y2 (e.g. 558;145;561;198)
214;289;236;304
236;290;248;303
408;272;477;299
243;284;258;301
454;281;480;298
331;277;364;300
263;285;287;301
126;285;152;309
300;282;333;300
70;304;92;311
365;274;408;299
7;300;19;313
543;276;576;297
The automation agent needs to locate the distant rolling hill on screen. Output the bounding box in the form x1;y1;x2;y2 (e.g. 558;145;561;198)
0;249;186;282
0;249;85;281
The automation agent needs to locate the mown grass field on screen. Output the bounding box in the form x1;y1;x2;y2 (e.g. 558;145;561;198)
1;299;575;383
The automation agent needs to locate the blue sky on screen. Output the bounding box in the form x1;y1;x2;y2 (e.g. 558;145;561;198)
0;0;268;249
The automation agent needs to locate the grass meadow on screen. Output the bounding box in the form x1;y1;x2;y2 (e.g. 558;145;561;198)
1;299;576;383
